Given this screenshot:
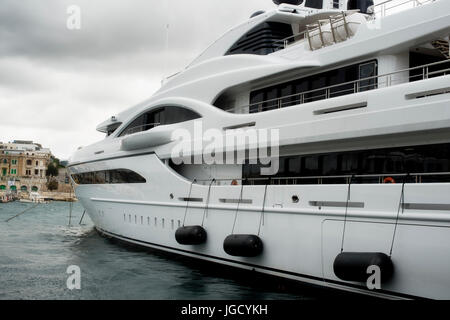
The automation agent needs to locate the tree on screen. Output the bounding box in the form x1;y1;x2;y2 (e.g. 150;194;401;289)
46;179;59;191
46;163;58;177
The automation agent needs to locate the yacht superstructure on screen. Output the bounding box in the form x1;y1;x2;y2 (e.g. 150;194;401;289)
68;0;450;299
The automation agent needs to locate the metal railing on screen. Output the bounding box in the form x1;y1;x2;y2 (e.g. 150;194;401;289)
373;0;436;18
195;171;450;186
271;0;437;52
273;11;361;51
224;59;450;114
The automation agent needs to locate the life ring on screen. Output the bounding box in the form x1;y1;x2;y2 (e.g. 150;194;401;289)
231;179;239;186
383;177;396;184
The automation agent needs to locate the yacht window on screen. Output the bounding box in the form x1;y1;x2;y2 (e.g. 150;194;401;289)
72;169;146;185
347;0;374;14
249;91;264;113
119;106;200;137
305;0;323;9
246;60;375;113
226;22;293;56
242;143;450;183
358;61;378;92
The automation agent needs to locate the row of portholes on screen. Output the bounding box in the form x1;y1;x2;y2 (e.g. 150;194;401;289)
123;213;181;230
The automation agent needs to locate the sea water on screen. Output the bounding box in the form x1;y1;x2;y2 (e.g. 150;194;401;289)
0;201;341;300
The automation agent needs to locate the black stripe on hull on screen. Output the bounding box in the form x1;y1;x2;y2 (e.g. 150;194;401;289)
95;227;423;300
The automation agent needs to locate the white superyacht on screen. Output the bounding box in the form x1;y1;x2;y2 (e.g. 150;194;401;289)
68;0;450;299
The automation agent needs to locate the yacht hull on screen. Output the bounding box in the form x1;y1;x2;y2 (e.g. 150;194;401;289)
72;153;450;300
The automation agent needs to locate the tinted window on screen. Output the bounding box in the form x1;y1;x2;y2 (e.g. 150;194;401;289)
359;61;378;91
226;22;293;56
305;0;323;9
243;143;450;183
249;91;264;114
245;60;373;113
120;106;200;137
72;169;146;185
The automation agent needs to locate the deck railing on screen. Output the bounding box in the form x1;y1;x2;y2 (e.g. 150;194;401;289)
271;0;437;52
224;59;450;114
373;0;436;18
195;172;450;186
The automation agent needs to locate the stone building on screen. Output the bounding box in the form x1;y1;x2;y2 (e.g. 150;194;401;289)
0;140;72;196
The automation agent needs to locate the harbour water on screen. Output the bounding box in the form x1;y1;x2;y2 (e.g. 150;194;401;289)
0;201;346;300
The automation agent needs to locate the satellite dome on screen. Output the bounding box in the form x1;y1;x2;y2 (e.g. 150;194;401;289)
250;10;265;18
272;0;304;5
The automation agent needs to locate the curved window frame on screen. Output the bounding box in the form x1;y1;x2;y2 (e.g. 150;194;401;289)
71;169;146;185
117;106;201;138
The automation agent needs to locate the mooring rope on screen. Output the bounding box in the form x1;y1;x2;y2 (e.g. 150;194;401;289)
5;202;40;222
182;178;196;227
257;180;270;237
340;175;354;253
201;179;215;227
231;180;245;235
389;174;407;257
79;209;86;225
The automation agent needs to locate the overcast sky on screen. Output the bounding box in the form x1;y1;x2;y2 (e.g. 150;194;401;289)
0;0;386;160
0;0;278;159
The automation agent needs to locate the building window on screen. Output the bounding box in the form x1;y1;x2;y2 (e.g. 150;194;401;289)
26;160;32;166
31;186;38;192
34;169;39;175
36;161;39;166
10;169;16;175
11;159;17;165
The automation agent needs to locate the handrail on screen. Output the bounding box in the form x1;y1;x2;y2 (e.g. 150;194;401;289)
373;0;436;18
224;59;450;113
194;171;450;185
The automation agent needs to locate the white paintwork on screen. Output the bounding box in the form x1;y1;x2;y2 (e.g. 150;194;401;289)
69;0;450;299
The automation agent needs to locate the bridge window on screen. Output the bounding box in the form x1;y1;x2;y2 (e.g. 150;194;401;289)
119;106;200;137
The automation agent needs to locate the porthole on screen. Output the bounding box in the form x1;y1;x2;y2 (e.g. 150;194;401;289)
292;195;299;203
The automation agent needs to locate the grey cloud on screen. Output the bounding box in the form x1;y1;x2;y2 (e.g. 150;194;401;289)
0;0;276;159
